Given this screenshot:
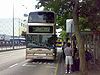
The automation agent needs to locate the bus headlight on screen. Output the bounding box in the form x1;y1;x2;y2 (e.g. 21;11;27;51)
47;53;53;56
50;49;53;51
53;53;55;55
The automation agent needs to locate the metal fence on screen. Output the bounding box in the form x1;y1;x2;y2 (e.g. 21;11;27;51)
0;40;26;52
0;18;27;52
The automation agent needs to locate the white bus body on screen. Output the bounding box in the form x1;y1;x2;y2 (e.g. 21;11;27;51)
26;11;57;60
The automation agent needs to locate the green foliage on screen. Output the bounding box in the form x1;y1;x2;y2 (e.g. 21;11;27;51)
21;31;26;38
59;30;68;42
79;0;100;30
79;17;89;31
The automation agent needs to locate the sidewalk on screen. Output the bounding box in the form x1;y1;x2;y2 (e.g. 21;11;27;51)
59;51;100;75
64;60;100;75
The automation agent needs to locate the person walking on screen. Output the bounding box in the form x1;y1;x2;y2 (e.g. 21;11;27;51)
64;42;73;74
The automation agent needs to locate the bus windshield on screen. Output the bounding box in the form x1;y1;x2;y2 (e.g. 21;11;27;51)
28;12;55;23
26;34;55;49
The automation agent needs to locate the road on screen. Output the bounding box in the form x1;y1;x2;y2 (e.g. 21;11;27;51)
0;49;64;75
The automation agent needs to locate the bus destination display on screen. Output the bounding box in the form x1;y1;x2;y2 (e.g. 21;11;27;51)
29;26;53;33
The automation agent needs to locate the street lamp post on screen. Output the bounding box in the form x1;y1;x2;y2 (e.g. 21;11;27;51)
12;0;14;49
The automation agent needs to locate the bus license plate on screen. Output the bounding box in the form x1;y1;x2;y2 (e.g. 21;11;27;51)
37;56;43;59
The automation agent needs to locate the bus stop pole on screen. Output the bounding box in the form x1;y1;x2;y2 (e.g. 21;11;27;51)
71;24;72;48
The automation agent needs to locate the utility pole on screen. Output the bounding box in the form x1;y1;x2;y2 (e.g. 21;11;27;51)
12;0;14;50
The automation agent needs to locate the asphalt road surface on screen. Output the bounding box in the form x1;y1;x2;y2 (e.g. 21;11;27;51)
0;49;63;75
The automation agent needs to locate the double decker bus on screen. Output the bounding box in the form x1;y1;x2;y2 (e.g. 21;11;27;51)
26;11;57;60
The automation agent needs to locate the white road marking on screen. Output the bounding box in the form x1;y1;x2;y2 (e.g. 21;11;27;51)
50;63;54;65
9;63;18;68
39;62;42;64
47;62;51;64
22;63;27;66
22;63;37;67
44;62;46;64
45;66;56;69
36;62;39;64
32;62;35;64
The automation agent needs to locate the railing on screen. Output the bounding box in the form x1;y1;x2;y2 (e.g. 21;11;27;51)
0;46;26;51
0;40;26;51
0;40;26;52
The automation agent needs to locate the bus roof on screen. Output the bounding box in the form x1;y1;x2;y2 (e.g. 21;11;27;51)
29;10;55;14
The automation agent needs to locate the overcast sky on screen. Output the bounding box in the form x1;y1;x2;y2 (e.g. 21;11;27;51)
0;0;44;36
0;0;41;18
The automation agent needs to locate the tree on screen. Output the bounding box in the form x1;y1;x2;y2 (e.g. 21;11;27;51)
59;30;68;42
79;0;100;31
21;31;26;38
72;0;88;75
73;1;100;75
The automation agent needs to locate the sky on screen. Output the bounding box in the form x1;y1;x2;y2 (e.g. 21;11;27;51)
0;0;43;36
0;0;43;18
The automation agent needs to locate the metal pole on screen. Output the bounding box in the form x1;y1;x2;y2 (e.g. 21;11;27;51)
19;18;20;48
12;0;14;49
71;24;73;47
71;24;72;48
19;18;20;37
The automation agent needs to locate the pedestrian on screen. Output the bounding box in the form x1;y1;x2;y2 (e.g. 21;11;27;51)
85;49;92;62
62;42;66;60
73;47;80;71
64;42;73;74
85;49;93;69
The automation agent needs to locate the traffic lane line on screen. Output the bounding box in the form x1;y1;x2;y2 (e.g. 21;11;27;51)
9;63;18;68
8;59;30;68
